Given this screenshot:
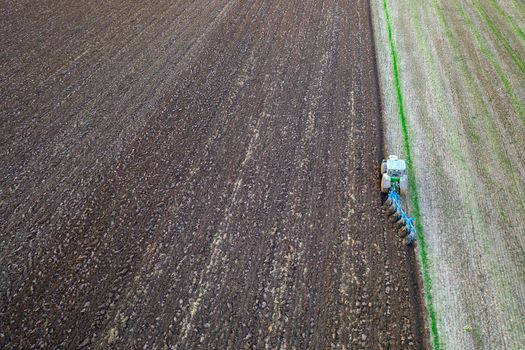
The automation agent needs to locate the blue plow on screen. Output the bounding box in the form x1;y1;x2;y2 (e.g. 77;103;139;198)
385;189;416;245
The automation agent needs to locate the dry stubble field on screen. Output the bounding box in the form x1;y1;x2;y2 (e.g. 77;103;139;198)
371;0;525;349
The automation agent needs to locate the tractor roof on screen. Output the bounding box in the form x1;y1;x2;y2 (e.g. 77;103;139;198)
387;158;406;170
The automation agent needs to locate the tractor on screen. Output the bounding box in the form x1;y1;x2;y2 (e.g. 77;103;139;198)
381;155;408;196
380;155;415;245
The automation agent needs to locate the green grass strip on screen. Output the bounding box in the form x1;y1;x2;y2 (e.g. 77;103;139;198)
382;0;440;349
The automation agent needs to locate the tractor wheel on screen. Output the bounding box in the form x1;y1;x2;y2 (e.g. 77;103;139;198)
381;174;390;193
381;176;389;193
400;176;408;196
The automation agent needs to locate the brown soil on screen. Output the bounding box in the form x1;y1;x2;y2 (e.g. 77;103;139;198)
0;0;428;348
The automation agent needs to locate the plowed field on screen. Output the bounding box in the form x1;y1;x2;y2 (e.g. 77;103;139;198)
1;1;427;348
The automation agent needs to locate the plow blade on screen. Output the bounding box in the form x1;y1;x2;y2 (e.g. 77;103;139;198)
384;189;416;245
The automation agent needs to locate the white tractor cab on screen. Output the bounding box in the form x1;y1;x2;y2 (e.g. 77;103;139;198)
381;155;408;196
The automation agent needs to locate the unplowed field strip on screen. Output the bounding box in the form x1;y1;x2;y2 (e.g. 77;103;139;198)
1;1;428;348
